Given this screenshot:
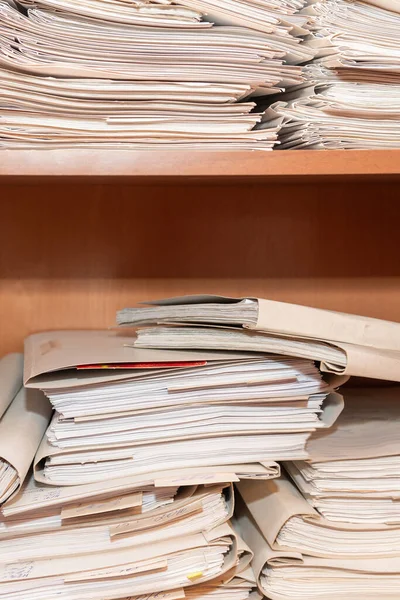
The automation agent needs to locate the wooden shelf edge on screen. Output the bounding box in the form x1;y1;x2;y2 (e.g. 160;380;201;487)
0;148;399;179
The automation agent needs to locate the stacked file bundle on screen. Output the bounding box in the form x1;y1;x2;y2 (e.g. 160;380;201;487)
272;0;400;148
24;329;343;485
3;295;400;599
2;309;346;600
118;294;400;381
115;294;400;597
234;386;400;599
0;347;264;600
285;386;400;525
0;0;314;149
10;298;349;599
0;472;253;599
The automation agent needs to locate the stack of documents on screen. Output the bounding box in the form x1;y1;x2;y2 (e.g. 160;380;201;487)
20;0;313;35
0;0;311;149
24;330;344;485
232;385;400;598
272;0;400;148
0;471;252;600
0;353;51;504
235;471;400;600
118;293;400;381
285;386;400;524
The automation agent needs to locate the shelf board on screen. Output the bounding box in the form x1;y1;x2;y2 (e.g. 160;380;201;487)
1;148;400;180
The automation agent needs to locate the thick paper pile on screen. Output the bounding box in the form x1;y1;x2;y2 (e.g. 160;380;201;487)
0;354;51;504
118;294;400;380
0;0;312;149
0;416;259;600
236;385;400;599
235;473;400;599
0;475;252;600
285;387;400;524
273;0;400;148
237;475;400;559
23;330;343;485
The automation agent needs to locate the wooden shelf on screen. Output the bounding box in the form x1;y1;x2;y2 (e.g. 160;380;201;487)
1;148;400;180
1;145;399;355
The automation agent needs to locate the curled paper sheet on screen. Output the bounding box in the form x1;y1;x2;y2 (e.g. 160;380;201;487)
0;353;23;419
0;386;52;504
0;353;52;504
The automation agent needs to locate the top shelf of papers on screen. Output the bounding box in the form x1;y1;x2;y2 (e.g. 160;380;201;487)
1;149;400;180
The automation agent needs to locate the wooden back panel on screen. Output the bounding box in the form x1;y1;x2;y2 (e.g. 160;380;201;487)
1;179;399;354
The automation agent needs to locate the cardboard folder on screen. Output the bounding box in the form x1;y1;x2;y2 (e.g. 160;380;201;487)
235;489;400;599
0;354;52;503
23;329;256;388
122;294;400;381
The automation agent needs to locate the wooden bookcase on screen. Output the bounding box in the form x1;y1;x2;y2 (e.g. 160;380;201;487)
1;148;400;357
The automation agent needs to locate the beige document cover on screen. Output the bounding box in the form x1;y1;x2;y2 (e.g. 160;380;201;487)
33;430;282;485
0;471;238;598
0;353;23;419
4;468;264;517
23;329;257;388
2;470;171;516
0;386;52;503
304;386;400;463
123;295;400;381
124;294;400;351
235;489;400;599
284;388;400;524
236;476;317;548
0;521;239;598
0;482;232;547
236;475;400;558
25;329;331;487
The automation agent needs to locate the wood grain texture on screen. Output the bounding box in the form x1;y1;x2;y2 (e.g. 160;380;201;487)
0;149;399;179
1;179;400;354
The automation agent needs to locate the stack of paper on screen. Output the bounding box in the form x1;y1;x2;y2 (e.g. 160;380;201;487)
284;386;400;524
271;0;400;148
0;354;51;504
0;0;312;149
0;469;253;600
232;385;400;598
235;471;400;599
24;330;344;485
118;293;400;381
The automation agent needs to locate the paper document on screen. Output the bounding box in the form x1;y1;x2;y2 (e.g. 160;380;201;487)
0;470;243;600
236;475;400;558
24;330;343;485
285;387;400;524
0;371;52;504
0;353;23;419
118;294;400;381
235;481;400;600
